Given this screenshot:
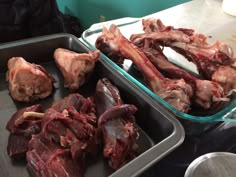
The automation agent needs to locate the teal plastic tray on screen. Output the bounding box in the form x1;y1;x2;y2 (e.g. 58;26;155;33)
82;18;236;135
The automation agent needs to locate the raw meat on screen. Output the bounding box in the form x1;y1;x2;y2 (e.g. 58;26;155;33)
95;78;138;169
134;40;226;109
6;93;99;177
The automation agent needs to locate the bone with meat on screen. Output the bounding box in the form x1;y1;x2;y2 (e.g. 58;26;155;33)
54;48;100;91
134;40;227;109
96;24;193;112
140;18;235;66
130;18;236;95
6;57;55;102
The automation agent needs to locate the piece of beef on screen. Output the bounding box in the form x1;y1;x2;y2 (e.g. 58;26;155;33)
41;107;98;158
6;104;43;158
54;48;100;91
95;78;138;170
6;57;55;102
7;134;31;159
6;92;99;177
51;93;85;111
95;78;123;117
6;104;43;133
27;135;85;177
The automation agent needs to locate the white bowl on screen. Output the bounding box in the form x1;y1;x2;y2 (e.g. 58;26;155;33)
222;0;236;16
185;152;236;177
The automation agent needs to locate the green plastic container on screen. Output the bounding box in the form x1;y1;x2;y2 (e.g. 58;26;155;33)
57;0;190;29
81;19;236;136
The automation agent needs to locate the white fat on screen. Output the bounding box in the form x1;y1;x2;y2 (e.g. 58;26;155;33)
23;112;45;119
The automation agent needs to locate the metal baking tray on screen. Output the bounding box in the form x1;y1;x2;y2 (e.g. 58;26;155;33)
0;34;184;177
81;18;236;135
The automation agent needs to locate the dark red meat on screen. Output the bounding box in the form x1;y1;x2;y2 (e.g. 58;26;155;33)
51;93;97;125
95;78;138;170
6;78;140;176
7;134;31;158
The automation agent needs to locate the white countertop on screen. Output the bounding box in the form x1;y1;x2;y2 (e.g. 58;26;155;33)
145;0;235;31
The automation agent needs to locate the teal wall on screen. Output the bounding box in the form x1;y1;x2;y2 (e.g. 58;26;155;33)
57;0;190;30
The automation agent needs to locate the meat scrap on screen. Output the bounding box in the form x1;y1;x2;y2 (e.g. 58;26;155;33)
6;104;43;158
95;78;139;170
54;48;100;91
96;25;193;112
6;57;55;102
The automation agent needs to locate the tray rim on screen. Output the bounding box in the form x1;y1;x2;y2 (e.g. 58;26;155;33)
0;33;185;177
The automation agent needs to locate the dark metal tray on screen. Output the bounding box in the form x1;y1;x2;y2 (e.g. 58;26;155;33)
0;34;184;177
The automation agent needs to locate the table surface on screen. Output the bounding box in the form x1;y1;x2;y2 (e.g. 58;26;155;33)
84;0;236;73
145;0;235;31
88;0;236;46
